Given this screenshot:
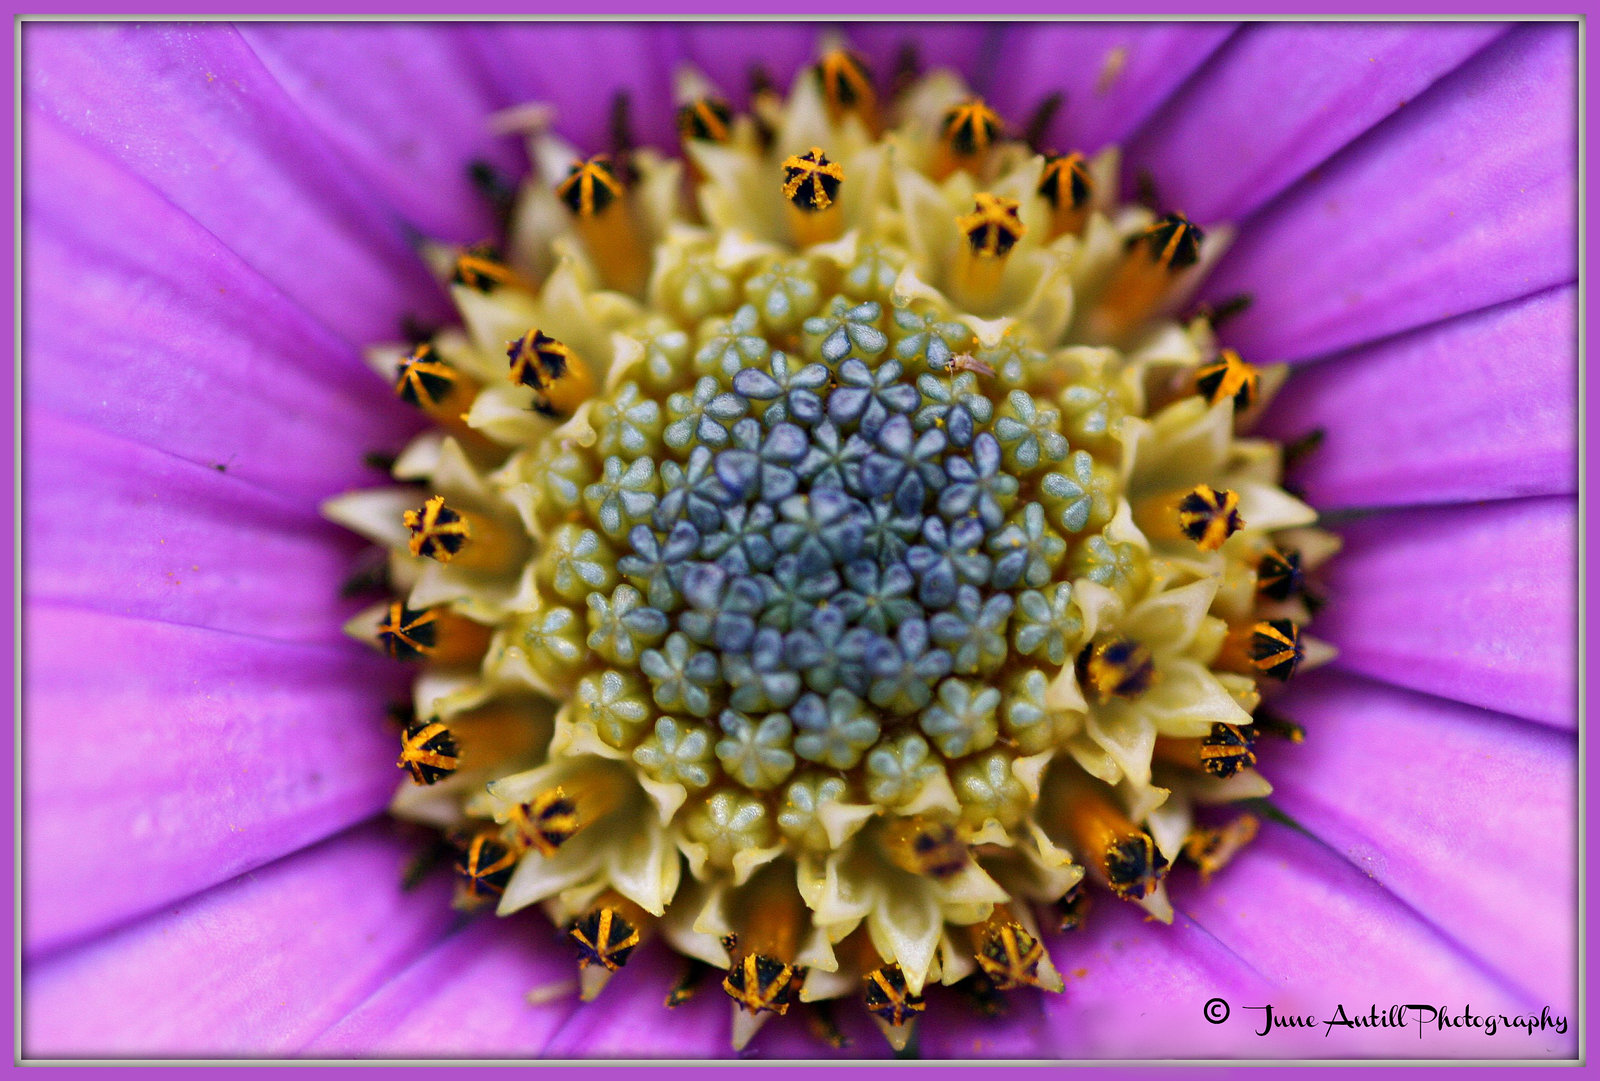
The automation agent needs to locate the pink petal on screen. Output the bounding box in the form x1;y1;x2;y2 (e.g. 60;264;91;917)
986;23;1238;154
1263;285;1576;509
1042;892;1278;1057
915;983;1057;1059
1319;497;1576;729
26;413;372;645
1267;670;1576;1008
239;23;523;244
842;22;995;90
24;23;447;347
24;111;417;502
23;824;455;1057
464;23;681;152
1178;824;1576;1058
1129;23;1506;222
306;914;579;1057
1202;23;1578;363
537;942;728;1058
24;606;405;956
679;23;821;106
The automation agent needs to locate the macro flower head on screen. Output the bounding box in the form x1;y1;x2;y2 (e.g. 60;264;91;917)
21;19;1578;1060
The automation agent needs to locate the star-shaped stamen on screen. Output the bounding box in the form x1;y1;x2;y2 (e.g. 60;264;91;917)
557;156;624;217
958;193;1026;257
782;147;844;212
397;719;459;785
941;98;1004;158
403;495;470;562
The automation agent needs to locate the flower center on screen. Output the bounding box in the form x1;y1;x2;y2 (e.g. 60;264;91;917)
327;41;1333;1056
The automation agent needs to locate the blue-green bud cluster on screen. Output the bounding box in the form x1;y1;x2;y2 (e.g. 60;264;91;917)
536;249;1117;801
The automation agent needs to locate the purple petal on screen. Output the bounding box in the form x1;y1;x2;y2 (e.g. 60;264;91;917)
679;23;820;106
844;22;996;90
986;23;1238;153
239;23;523;243
1042;893;1277;1057
23;824;455;1057
1319;497;1576;729
464;23;680;152
24;23;446;346
1129;23;1506;222
538;942;727;1058
916;982;1058;1058
26;413;371;644
1263;284;1576;509
306;914;578;1056
1269;670;1576;1007
24;111;415;502
1179;824;1575;1057
24;606;405;956
743;993;890;1061
1202;23;1578;362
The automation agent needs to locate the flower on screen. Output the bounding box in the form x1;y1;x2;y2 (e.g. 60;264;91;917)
21;20;1577;1060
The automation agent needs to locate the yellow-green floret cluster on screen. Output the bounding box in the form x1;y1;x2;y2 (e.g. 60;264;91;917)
327;43;1335;1053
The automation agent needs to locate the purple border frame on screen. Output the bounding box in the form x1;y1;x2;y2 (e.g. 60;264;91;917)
4;4;1592;1077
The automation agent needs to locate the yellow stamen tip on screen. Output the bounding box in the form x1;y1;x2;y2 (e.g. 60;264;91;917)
377;600;439;661
677;97;733;143
398;719;459;785
781;147;844;212
941;97;1004;158
958;193;1026;257
723;953;803;1016
1195;348;1261;411
1104;831;1169;901
863;964;926;1027
556;156;623;218
1175;484;1243;551
404;495;470;562
1038;151;1093;211
452;242;517;292
506;330;594;419
1134;212;1204;271
569;905;642;973
815;49;877;122
1078;637;1156;703
971;914;1057;992
454;832;518;907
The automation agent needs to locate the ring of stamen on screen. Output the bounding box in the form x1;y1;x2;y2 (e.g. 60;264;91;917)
329;43;1334;1053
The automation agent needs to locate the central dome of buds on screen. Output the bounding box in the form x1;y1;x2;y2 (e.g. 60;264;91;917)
574;286;1104;800
330;40;1334;1055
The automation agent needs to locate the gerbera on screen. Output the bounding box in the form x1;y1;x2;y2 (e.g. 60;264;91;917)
21;20;1577;1060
